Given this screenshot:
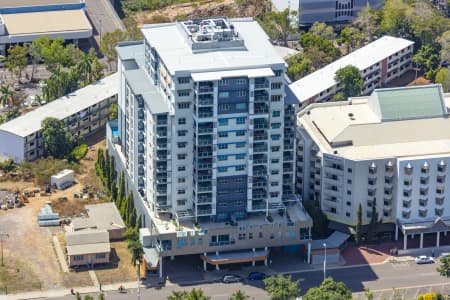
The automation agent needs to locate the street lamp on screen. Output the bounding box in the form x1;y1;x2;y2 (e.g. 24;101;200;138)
0;233;9;266
136;259;141;300
323;243;327;281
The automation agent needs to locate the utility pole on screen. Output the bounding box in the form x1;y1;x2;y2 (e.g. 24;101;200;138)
323;243;327;281
0;233;9;266
137;259;141;300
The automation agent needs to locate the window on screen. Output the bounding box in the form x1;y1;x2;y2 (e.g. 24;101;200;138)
271;95;282;102
347;168;352;173
347;179;352;184
218;155;228;161
95;253;106;259
271;134;281;141
236;78;246;84
178;102;190;109
271;159;279;164
177;154;187;160
177;178;186;183
219;203;227;208
235;117;246;125
271;146;280;152
346;212;351;217
178;77;190;84
235;165;245;171
218;104;230;111
218;132;229;137
236;130;245;136
236;153;245;160
218;143;228;149
259;232;263;238
274;70;282;77
236;103;247;110
271;181;279;186
347;190;351;195
237;90;247;97
235;200;244;206
178;90;190;97
219;91;229;98
219;119;228;126
178;166;186;171
272;111;281;117
271;170;279;175
248;232;253;239
178;130;187;137
271;123;281;129
177;142;187;148
218;167;228;173
178;118;186;125
271;83;282;89
73;255;84;261
219;79;229;86
236;143;245;148
177;189;186;195
238;233;246;240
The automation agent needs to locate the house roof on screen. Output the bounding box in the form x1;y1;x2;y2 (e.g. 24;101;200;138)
85;203;125;231
71;217;96;230
66;229;110;256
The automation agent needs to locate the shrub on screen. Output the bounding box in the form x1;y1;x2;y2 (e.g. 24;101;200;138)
418;293;443;300
69;144;88;162
0;159;15;172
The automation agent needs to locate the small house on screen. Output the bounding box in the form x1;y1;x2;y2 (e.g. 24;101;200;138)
66;229;110;268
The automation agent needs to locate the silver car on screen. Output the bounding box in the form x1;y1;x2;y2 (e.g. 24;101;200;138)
222;274;242;283
415;256;434;264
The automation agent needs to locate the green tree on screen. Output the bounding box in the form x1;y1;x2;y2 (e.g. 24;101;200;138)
438;30;450;62
84;296;94;300
303;277;352;300
135;214;142;230
98;293;105;300
109;103;118;120
116;171;125;206
186;288;211;300
352;7;380;43
437;255;450;277
124;227;139;241
228;290;249;300
367;198;378;243
334;65;363;100
100;29;127;71
413;44;440;79
286;54;314;81
380;0;414;39
167;291;188;300
303;201;329;238
258;9;298;46
264;274;300;300
38;37;68;71
364;287;374;300
337;27;363;54
355;203;362;245
435;68;450;92
41;117;77;158
0;85;14;107
65;44;84;68
43;66;80;101
127;239;144;265
309;22;336;40
299;32;341;60
7;45;28;83
24;42;42;81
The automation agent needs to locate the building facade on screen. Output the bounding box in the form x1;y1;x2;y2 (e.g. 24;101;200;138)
0;73;118;162
107;18;312;276
296;84;450;250
298;0;384;26
289;36;414;107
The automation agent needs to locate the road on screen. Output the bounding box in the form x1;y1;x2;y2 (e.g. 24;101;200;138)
56;262;450;300
85;0;125;39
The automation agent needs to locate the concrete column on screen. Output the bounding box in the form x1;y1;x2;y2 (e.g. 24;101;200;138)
412;233;415;239
445;231;448;237
403;233;408;251
437;232;441;248
203;252;207;271
420;233;424;249
159;256;163;278
395;224;399;241
252;248;256;267
307;242;311;264
264;247;268;266
216;264;220;271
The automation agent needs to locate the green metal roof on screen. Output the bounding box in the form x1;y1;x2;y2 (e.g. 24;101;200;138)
375;85;445;121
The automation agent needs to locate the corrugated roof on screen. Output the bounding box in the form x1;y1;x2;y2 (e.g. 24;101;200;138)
289;36;414;103
66;229;110;256
0;73;118;138
85;203;125;231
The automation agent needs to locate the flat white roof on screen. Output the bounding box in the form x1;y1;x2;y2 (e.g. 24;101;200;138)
289;36;414;103
142;18;286;75
1;9;91;36
0;72;118;138
191;68;274;81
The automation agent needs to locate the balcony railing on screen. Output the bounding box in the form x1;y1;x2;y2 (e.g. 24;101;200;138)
198;185;212;192
198;86;213;93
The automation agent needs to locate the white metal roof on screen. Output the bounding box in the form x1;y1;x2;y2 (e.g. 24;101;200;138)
191;68;274;81
0;72;118;138
142;18;286;75
289;36;414;103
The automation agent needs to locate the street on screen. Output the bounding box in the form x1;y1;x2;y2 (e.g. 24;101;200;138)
53;262;450;300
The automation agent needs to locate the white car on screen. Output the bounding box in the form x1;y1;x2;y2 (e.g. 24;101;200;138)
415;256;434;264
38;81;47;88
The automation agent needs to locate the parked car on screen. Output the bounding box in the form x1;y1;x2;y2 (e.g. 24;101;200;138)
13;83;21;91
222;274;242;283
38;80;47;88
248;271;267;280
415;256;434;264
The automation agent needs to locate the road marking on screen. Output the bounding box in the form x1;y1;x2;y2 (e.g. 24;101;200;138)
354;281;450;296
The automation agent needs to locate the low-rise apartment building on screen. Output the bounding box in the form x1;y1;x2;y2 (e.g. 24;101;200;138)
107;18;312;277
289;36;414;107
296;84;450;250
0;73;118;162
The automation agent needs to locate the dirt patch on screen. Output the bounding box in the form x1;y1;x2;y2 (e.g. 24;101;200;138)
0;252;42;294
131;0;270;26
95;241;137;285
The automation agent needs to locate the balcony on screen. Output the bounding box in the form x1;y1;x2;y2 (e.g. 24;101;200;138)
197;207;213;215
198;151;212;158
253;193;267;200
198;127;213;134
198;112;213;118
254;122;269;129
156;189;167;196
253;181;267;188
253;144;268;153
254;134;268;141
198;98;214;106
198;138;213;146
252;201;266;210
197;196;212;204
198;185;213;192
197;163;212;170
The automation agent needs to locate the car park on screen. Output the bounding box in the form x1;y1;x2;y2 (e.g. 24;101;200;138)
222;274;242;283
415;256;434;264
248;271;267;280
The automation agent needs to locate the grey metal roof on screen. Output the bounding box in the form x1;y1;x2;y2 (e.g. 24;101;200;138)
143;247;159;267
116;41;145;68
85;203;125;230
311;231;350;250
124;69;170;114
66;229;110;256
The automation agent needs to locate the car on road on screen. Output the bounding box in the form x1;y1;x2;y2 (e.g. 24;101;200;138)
415;256;434;264
222;274;242;283
248;271;266;280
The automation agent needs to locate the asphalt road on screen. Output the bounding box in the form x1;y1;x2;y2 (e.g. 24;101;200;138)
56;262;450;300
85;0;125;38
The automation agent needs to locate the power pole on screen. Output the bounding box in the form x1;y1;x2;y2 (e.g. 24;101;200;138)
0;233;9;266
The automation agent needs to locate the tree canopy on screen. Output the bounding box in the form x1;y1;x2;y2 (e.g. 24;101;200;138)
263;274;300;300
41;117;79;159
302;277;352;300
334;65;364;100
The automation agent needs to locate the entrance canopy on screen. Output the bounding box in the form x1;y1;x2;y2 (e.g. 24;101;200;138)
398;217;450;235
143;247;160;270
201;249;269;265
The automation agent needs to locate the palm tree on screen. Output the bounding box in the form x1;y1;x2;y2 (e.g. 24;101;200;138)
167;291;188;300
0;85;13;107
77;52;93;86
229;290;249;300
186;288;210;300
127;239;144;265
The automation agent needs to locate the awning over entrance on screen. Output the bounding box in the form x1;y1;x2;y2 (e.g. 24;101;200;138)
201;249;269;265
143;247;160;270
398;217;450;235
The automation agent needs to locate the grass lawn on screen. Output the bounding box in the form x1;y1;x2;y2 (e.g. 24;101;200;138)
95;241;137;284
0;257;42;293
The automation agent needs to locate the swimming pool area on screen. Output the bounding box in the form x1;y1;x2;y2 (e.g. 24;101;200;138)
111;127;119;138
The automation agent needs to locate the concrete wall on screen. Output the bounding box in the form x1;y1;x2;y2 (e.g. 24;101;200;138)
0;130;24;163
